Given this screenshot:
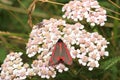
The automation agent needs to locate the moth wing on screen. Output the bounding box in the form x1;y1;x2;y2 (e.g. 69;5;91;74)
61;43;73;65
49;43;61;66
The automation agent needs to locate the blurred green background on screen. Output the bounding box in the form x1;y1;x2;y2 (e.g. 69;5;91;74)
0;0;120;80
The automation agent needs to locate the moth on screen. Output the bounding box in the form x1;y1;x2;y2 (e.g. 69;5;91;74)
36;22;44;29
49;39;73;66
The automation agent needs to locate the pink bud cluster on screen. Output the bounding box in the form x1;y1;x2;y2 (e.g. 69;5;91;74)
76;32;109;70
0;52;32;80
62;0;107;26
26;18;70;79
31;56;56;79
26;18;109;79
26;18;66;57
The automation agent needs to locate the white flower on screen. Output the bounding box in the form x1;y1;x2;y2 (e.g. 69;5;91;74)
25;18;109;79
26;68;36;76
0;52;29;80
88;50;100;61
78;55;88;66
62;0;107;26
56;63;68;73
87;60;99;71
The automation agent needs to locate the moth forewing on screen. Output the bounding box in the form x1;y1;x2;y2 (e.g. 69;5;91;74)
49;39;73;66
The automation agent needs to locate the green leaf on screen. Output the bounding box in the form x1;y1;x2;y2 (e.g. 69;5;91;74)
100;57;120;70
0;47;7;64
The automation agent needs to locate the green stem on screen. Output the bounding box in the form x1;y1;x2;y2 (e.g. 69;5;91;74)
0;31;28;42
38;0;64;5
108;0;120;9
0;3;48;18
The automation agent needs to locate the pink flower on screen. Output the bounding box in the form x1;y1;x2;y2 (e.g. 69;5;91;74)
62;0;107;26
0;52;29;80
87;60;99;71
78;55;88;66
25;18;109;78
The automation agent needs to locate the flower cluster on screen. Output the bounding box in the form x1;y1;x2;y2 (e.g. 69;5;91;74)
26;18;66;57
0;52;35;80
31;56;56;79
62;0;107;26
26;18;109;79
26;19;71;79
76;32;109;70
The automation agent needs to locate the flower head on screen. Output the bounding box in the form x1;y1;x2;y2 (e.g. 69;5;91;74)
0;52;30;80
62;0;107;26
26;18;109;78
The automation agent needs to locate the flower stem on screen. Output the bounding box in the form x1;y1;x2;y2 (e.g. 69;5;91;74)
103;7;120;16
108;0;120;9
107;15;120;21
38;0;64;5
